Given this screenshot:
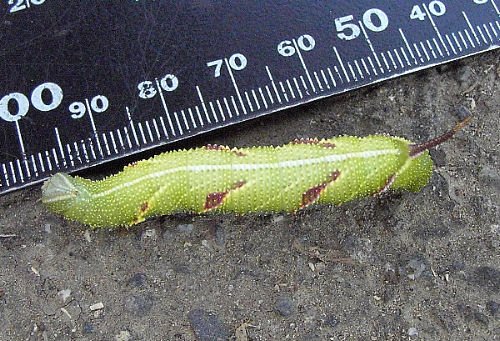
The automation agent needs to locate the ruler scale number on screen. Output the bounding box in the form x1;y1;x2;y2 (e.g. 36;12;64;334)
1;1;498;194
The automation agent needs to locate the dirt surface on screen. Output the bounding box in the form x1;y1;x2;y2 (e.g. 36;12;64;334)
1;51;499;341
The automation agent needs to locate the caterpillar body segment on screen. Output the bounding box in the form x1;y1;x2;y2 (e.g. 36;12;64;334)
41;118;469;228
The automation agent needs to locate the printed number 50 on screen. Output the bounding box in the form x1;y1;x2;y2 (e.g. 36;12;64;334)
335;8;389;41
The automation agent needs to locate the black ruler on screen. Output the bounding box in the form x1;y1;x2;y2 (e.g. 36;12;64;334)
1;0;499;194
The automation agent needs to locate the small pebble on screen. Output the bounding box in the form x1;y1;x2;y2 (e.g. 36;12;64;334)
177;223;194;232
89;302;104;311
486;301;498;316
124;294;153;316
57;289;71;303
406;258;426;280
82;322;93;334
275;297;295;317
188;309;230;341
128;273;146;288
408;327;418;337
115;330;132;341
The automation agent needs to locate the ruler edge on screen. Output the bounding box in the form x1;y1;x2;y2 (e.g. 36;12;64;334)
1;43;499;195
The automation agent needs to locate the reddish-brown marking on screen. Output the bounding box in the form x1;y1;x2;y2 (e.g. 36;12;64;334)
205;144;228;151
128;161;139;167
205;144;246;156
373;174;396;196
320;142;336;149
203;181;246;211
140;202;150;213
292;138;319;145
291;139;335;149
299;171;340;209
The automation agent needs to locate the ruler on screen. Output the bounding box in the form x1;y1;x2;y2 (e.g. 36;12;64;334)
1;1;499;195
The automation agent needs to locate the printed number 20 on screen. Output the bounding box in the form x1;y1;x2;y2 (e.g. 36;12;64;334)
9;0;46;13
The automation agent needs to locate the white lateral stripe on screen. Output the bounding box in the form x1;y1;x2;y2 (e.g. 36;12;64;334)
92;149;399;198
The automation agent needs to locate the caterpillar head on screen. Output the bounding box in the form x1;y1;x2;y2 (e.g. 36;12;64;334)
41;173;91;215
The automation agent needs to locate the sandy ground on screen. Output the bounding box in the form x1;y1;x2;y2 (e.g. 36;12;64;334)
0;51;498;341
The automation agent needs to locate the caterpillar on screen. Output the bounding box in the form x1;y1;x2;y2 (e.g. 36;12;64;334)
41;118;470;228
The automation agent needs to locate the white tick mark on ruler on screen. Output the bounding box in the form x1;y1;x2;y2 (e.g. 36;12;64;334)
431;38;444;57
30;155;38;177
224;58;247;115
223;98;233;118
418;42;430;61
173;111;184;134
115;129;125;150
137;122;147;144
333;46;350;82
279;82;289;102
464;29;476;48
386;52;397;70
299;76;309;95
196;86;211;124
9;162;16;184
380;52;391;71
462;12;481;45
285;79;296;99
251;90;261;110
187;108;198;128
293;77;304;98
476;25;489;44
292;38;316;93
320;69;331;89
347;63;358;82
458;31;469;49
367;56;378;76
194;106;204;127
451;33;463;52
264;85;275;104
393;49;405;68
399;29;417;65
360;59;371;76
122;127;132;149
84;98;103;158
215;100;226;121
144;120;154;142
101;133;111;156
425;40;438;58
88;139;97;160
208;102;219;123
313;72;324;91
125;107;141;146
359;21;384;73
231;96;240;117
180;109;190;130
258;87;268;109
189;107;199;128
488;22;498;38
45;151;53;171
444;34;457;55
422;3;450;56
65;145;74;167
37;153;45;173
265;66;282;104
152;118;161;139
16;160;24;182
109;131;118;154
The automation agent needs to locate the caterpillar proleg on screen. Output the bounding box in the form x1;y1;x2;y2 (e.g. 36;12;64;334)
41;118;471;228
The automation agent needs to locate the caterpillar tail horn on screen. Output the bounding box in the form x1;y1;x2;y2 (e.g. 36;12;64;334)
408;117;471;158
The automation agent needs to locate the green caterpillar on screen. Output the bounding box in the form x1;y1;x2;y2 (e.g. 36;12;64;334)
41;118;470;228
